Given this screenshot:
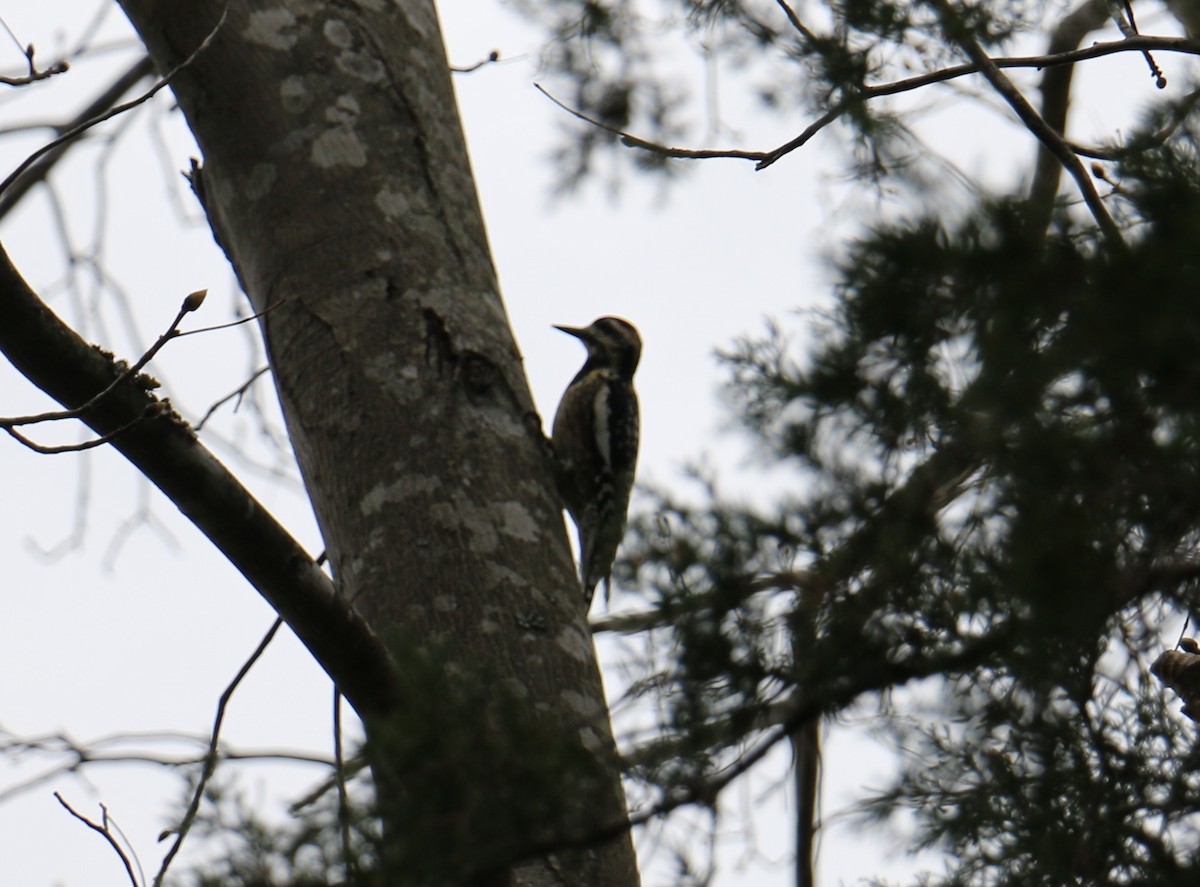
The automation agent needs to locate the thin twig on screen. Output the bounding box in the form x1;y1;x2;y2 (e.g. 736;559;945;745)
1029;0;1110;234
538;35;1200;175
334;689;357;881
54;793;140;887
755;107;844;170
0;56;154;220
0;289;209;453
0;735;332;807
756;36;1198;171
450;49;507;73
173;300;284;340
928;0;1124;248
0;293;206;433
0;60;69;86
153;617;284;887
774;0;819;41
3;402;167;454
0;7;228;199
1113;0;1166;86
193;366;271;432
534;83;770;162
0;32;69;87
1066;86;1200;159
0;294;282;455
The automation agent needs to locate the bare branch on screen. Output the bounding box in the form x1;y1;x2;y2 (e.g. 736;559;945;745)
0;60;69;86
0;244;401;718
0;292;281;454
1067;86;1200;160
3;402;165;454
1032;0;1131;232
774;0;819;42
928;0;1124;248
174;298;283;340
752;107;843;170
761;34;1196;170
534;83;771;163
0;725;334;805
0;56;154;220
54;793;140;887
450;49;505;73
193;365;271;431
537;34;1200;179
154;618;284;887
0;8;228;201
0;35;69;87
334;689;357;882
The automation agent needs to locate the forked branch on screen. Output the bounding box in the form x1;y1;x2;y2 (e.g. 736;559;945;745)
541;32;1199;189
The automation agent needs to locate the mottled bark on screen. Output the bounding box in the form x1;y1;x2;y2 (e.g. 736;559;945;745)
114;2;639;883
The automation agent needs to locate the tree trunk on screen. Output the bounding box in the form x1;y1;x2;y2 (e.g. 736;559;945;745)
114;2;640;883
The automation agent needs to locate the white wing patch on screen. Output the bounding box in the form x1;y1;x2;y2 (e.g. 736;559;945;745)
591;377;611;468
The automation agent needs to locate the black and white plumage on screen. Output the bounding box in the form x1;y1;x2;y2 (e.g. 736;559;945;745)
551;317;642;610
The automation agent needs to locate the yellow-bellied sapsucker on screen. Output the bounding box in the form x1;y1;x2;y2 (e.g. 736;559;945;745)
551;317;642;610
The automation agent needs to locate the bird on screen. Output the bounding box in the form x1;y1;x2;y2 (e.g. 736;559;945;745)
550;317;642;610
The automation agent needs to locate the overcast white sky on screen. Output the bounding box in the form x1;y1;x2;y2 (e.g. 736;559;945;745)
0;2;1186;885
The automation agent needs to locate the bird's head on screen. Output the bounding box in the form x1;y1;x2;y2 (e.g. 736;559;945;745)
554;316;642;379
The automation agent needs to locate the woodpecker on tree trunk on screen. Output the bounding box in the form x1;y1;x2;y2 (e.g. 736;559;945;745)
551;317;642;610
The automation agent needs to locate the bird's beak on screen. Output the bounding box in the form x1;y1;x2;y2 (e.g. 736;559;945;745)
553;324;588;340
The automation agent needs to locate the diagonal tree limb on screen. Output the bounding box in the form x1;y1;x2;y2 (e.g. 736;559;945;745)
0;244;401;718
928;0;1125;249
1029;0;1112;235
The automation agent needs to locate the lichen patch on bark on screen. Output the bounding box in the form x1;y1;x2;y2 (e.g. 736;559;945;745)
243;8;299;50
